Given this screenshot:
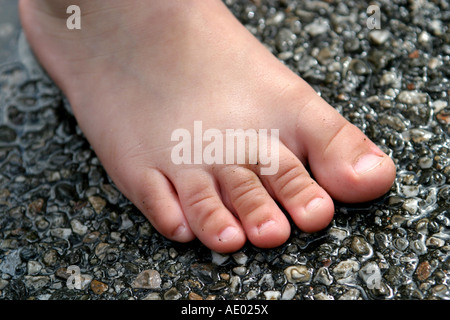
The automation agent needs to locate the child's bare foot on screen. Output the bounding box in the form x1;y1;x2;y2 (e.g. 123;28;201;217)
20;0;396;253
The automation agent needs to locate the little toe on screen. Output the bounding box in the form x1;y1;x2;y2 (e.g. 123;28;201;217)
124;168;196;243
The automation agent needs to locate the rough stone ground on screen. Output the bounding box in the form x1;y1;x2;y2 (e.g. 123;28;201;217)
0;0;449;300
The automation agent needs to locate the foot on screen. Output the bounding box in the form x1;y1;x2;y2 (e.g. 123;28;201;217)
19;0;396;253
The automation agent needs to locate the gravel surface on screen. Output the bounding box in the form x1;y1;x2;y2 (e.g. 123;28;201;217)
0;0;449;300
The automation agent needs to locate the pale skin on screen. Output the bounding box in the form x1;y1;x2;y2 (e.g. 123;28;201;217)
19;0;396;253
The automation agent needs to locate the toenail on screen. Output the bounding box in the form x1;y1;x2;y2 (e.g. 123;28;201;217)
354;153;384;174
218;226;239;242
306;197;323;212
173;224;186;238
257;220;276;235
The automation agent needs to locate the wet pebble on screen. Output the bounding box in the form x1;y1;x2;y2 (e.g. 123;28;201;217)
132;269;161;289
284;265;311;283
333;260;360;283
368;30;391;45
397;91;428;105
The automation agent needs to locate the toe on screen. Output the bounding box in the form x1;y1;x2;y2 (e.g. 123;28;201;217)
261;147;335;233
173;168;246;253
215;166;291;248
124;168;196;243
292;93;396;203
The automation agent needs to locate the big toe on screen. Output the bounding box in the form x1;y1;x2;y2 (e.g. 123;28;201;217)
294;93;396;203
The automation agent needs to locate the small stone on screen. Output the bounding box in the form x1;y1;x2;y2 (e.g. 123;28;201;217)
328;227;348;241
0;250;21;276
428;57;442;69
50;228;72;240
246;290;258;300
333;260;360;281
281;283;297;300
229;275;241;293
368;30;391;45
24;276;49;290
397;91;427;104
188;292;203;300
83;231;100;243
338;288;360;300
232;266;247;276
402;128;433;143
275;28;296;52
402;198;420;214
119;213;133;230
263;290;281;300
27;260;42;276
313;267;333;286
350;236;372;256
436;111;450;124
91;279;108;295
88;196;106;214
416;261;432;281
284;265;311;283
410;239;428;255
164;287;181;300
143;292;162;300
314;292;334;300
359;262;382;289
232;252;248;265
71;219;88;235
132;269;161;289
379;71;400;86
401;185;420;197
28;198;44;214
43;249;58;267
304;18;329;36
408;50;419;59
211;251;229;266
432;100;447;113
426;236;445;248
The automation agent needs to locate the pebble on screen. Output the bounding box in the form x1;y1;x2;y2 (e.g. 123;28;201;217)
368;30;391;45
397;91;428;104
402;129;434;143
281;283;296;300
359;262;382;289
211;251;229;266
132;269;161;289
24;276;50;290
70;219;88;235
333;260;360;282
275;28;297;52
50;228;72;240
350;236;372;256
304;18;329;36
263;290;281;300
313;267;333;286
338;288;360;300
284;265;311;283
91;279;108;295
88;196;106;214
232;252;248;265
416;261;432;281
0;0;448;302
164;287;181;300
27;261;42;276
